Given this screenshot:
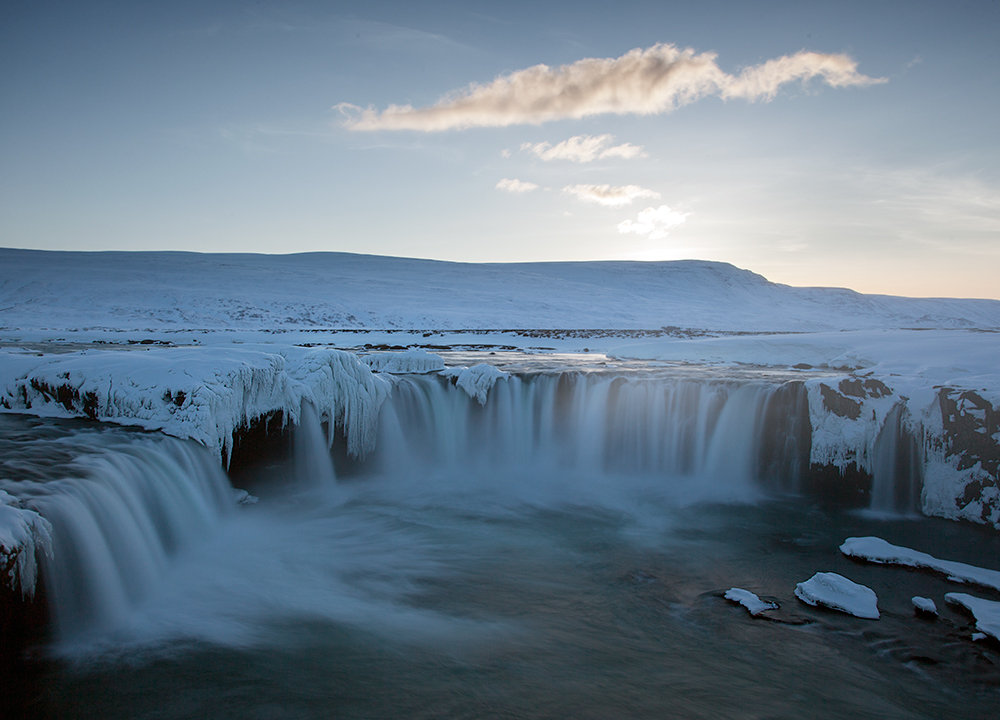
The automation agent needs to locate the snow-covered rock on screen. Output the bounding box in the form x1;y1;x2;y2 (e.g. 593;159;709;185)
840;536;1000;592
364;350;445;374
945;593;1000;641
912;596;938;615
724;588;778;616
794;572;880;619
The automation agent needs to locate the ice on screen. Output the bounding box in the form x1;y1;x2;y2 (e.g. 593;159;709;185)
364;350;445;374
0;489;53;597
724;588;778;616
840;536;1000;592
944;593;1000;641
912;596;937;615
449;363;510;406
794;572;880;619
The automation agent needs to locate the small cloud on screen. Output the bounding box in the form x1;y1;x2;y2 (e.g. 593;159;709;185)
341;43;885;131
500;148;511;158
496;178;539;194
618;205;689;239
563;183;660;207
522;134;646;163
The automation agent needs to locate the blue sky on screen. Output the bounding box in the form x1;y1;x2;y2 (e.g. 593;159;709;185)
2;0;998;298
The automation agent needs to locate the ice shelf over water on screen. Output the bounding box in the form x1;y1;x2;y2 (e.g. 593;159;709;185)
945;593;1000;641
794;572;880;619
840;536;1000;592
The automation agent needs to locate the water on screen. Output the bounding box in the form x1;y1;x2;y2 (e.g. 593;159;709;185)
2;370;998;719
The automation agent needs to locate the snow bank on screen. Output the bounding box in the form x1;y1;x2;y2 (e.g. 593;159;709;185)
794;572;880;619
945;593;1000;641
364;350;445;374
724;588;778;616
840;536;1000;591
446;364;510;405
0;490;52;598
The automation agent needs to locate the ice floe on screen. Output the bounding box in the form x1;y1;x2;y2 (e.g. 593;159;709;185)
794;572;880;619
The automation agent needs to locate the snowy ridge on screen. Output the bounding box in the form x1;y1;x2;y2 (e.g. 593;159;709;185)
3;249;1000;333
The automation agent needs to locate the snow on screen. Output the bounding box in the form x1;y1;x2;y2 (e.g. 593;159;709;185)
724;588;778;616
912;596;938;615
840;537;1000;592
364;350;445;374
794;572;880;619
2;249;999;333
944;593;1000;641
0;489;52;597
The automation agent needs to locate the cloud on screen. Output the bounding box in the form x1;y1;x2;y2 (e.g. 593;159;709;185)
618;205;689;239
340;43;885;131
496;178;539;194
563;184;660;207
521;134;646;163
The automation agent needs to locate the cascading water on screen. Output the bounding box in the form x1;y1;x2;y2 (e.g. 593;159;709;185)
3;428;234;643
870;404;923;515
370;372;811;502
293;400;338;489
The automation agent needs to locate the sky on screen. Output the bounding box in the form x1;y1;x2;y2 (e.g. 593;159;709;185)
1;0;999;299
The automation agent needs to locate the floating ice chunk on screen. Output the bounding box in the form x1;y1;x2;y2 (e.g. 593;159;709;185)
453;363;509;405
725;588;778;616
794;572;880;619
912;596;937;615
840;536;1000;592
945;593;1000;641
364;350;445;374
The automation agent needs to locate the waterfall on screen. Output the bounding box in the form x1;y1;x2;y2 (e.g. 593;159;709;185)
370;373;811;499
293;400;338;489
870;404;923;515
27;436;234;641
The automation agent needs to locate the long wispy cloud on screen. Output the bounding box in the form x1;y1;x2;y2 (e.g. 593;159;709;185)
618;205;689;239
496;178;539;194
563;184;660;207
339;43;885;131
522;134;646;162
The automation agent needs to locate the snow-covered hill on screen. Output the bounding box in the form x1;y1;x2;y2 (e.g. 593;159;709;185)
2;248;999;332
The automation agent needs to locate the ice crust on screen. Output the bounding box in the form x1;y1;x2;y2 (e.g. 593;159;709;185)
840;536;1000;592
945;593;1000;641
724;588;778;616
794;572;880;619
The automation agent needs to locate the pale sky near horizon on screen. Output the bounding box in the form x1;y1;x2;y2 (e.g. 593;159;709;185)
2;0;998;299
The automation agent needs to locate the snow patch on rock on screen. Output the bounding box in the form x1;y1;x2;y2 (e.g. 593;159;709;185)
945;593;1000;641
724;588;778;616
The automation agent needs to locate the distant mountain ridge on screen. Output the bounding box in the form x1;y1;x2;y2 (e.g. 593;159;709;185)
2;248;998;332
